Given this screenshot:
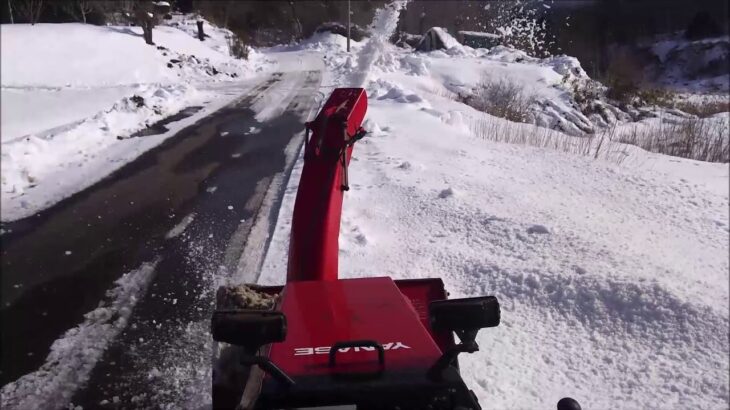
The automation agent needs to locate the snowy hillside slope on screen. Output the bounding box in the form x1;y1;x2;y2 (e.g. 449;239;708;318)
346;25;729;143
323;25;632;135
317;24;727;162
258;5;729;409
648;35;729;94
0;21;270;222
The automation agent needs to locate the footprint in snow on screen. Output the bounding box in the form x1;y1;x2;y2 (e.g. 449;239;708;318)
572;265;587;275
482;216;504;224
438;187;456;199
348;225;369;244
527;224;550;235
355;233;368;245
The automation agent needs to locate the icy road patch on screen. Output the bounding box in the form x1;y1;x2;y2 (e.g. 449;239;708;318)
0;260;158;409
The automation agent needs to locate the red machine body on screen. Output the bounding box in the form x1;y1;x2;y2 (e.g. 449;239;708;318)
265;87;459;407
286;88;367;282
260;277;455;409
269;277;443;377
212;88;496;410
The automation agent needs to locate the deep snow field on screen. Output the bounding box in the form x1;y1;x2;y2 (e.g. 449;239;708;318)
259;3;729;409
1;2;728;409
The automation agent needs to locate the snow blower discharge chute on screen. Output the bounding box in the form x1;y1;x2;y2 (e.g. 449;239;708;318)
210;88;579;410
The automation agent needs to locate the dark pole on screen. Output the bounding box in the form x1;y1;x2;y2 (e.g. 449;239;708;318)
347;0;351;52
197;20;205;41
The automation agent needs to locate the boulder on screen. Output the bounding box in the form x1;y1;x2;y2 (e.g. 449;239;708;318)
416;27;460;52
315;22;369;42
457;31;502;49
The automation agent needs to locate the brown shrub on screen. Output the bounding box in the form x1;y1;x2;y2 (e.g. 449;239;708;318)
675;100;730;118
460;76;536;123
616;118;729;163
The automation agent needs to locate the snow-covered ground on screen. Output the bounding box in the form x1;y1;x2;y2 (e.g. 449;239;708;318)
258;4;729;409
2;3;728;409
0;20;270;222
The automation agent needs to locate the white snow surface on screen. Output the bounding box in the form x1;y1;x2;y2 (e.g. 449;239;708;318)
1;21;270;221
258;10;730;410
0;23;246;88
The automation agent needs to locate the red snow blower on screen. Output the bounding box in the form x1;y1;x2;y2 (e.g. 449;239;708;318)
210;89;580;410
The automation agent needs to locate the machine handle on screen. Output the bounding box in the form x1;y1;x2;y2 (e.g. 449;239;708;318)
240;355;295;387
345;127;367;147
328;340;385;368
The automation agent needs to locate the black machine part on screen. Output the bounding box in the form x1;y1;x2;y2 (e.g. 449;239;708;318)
558;397;583;410
428;296;500;378
211;310;286;351
429;296;500;333
423;296;502;410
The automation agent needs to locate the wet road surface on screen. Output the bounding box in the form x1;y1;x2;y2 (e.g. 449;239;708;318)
0;71;322;407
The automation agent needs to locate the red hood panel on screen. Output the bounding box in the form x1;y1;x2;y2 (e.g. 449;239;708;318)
269;277;443;377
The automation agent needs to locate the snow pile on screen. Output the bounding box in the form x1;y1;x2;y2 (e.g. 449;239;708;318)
270;31;362;55
1;86;139;142
258;2;730;408
0;261;158;410
416;27;462;51
2;83;200;201
364;33;728;139
1;20;269;221
364;42;602;135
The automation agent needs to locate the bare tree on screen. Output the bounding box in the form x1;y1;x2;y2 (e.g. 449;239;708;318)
134;0;156;45
62;0;95;23
222;0;232;28
92;0;134;25
7;0;14;23
14;0;44;24
288;1;302;39
196;19;205;40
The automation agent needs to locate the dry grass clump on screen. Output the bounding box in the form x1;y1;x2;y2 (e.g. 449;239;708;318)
675;99;730;118
615;118;728;163
457;76;536;123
